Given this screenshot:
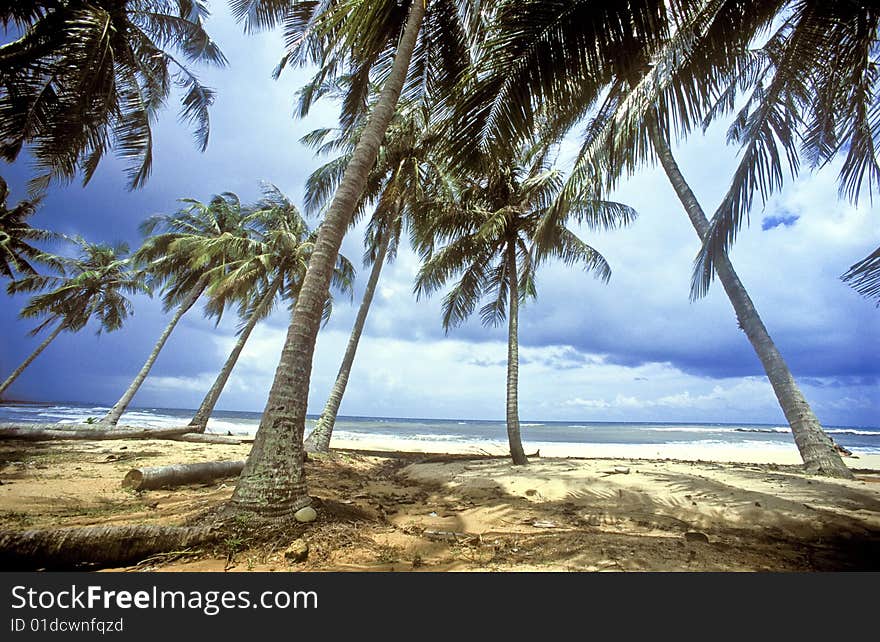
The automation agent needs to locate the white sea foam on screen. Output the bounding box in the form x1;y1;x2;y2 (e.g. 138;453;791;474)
826;429;880;436
652;427;729;433
2;404;878;457
205;419;259;435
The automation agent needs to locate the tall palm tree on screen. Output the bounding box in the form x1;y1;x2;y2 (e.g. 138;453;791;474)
1;238;147;397
186;183;354;431
414;142;635;464
450;0;853;478
228;0;473;515
0;1;226;190
0;176;53;279
302;102;449;452
97;193;249;427
564;7;857;479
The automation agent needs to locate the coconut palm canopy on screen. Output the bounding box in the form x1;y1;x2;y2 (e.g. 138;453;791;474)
0;0;227;191
8;236;147;335
413;141;633;332
201;182;356;324
0;237;147;397
0;175;53;279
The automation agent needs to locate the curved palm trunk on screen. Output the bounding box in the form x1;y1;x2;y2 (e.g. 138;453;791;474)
306;232;391;452
230;0;426;515
99;285;204;428
0;323;64;397
506;240;529;465
187;279;281;432
647;117;852;478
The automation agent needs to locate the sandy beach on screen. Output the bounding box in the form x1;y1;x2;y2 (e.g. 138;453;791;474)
331;435;880;469
1;434;878;571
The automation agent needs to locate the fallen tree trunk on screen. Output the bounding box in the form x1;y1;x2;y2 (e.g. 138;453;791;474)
122;460;246;491
0;525;217;570
168;433;244;445
0;425;191;441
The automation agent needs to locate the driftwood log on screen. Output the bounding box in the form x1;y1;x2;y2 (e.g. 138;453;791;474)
0;424;191;441
0;423;246;444
0;525;217;570
122;460;246;491
169;433;244;445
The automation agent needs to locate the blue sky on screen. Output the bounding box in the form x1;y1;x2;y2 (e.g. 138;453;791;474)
1;6;877;426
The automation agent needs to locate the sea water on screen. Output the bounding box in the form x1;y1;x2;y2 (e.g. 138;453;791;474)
1;401;878;455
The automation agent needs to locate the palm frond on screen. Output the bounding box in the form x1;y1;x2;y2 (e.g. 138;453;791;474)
841;246;880;305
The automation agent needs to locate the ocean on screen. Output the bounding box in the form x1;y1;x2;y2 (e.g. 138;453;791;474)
1;401;879;455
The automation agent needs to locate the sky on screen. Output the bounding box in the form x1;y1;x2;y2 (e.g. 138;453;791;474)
0;6;877;427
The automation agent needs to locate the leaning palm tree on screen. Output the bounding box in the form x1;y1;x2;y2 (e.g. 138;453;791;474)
227;0;475;515
1;238;148;397
414;141;635;464
303;101;450;452
97;193;249;427
0;176;53;279
449;0;853;478
562;6;856;479
0;0;226;190
186;183;354;431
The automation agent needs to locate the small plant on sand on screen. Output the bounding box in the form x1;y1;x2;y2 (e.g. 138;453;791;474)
222;513;254;567
223;535;249;564
375;545;402;565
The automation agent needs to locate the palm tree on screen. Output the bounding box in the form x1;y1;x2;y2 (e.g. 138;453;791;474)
414;141;635;464
1;238;147;397
186;183;354;431
450;0;853;478
0;1;226;190
97;193;249;427
228;0;473;515
566;8;857;479
0;176;53;279
302;102;449;452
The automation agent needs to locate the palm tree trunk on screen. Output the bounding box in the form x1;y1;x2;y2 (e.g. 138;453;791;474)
187;279;281;432
506;240;529;465
647;116;852;478
0;323;64;397
306;232;391;452
230;0;427;515
99;285;204;428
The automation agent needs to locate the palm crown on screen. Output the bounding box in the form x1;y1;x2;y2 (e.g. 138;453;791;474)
202;183;356;325
0;175;53;279
415;141;635;330
134;192;252;317
0;0;227;190
304;98;449;267
8;237;148;335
